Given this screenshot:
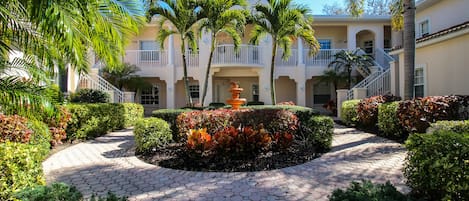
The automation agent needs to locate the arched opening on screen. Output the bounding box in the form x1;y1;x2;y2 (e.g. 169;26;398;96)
275;76;297;104
138;77;167;115
356;30;376;55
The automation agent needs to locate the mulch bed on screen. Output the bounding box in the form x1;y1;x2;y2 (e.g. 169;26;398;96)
137;143;320;172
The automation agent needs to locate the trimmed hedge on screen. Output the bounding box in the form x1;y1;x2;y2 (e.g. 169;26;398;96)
357;95;400;128
0;142;49;200
134;118;172;154
66;103;143;140
329;180;409;201
378;102;406;140
152;108;192;141
121;103;144;128
70;88;110;103
303;115;334;152
404;131;469;200
341;100;360;126
427;120;469;134
244;105;317;123
28;119;52;147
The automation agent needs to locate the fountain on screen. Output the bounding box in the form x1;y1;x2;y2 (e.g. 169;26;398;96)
226;82;247;109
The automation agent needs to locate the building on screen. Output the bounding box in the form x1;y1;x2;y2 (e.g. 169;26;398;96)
389;0;469;98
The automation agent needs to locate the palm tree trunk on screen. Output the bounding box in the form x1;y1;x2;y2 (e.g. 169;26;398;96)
403;0;416;100
201;35;216;107
347;64;352;89
181;38;193;107
270;40;277;105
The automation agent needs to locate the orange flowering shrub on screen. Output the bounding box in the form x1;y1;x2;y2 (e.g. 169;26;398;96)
186;129;213;155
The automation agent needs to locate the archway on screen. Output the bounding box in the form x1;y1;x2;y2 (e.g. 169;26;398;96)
175;77;199;108
275;76;297;104
356;30;376;55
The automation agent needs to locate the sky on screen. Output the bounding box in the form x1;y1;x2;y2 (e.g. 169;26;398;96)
294;0;344;15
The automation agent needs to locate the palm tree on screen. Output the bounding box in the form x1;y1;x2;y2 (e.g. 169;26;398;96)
328;49;375;89
101;63;151;91
318;69;347;94
348;0;415;99
250;0;319;105
0;0;145;115
148;0;204;107
198;0;248;106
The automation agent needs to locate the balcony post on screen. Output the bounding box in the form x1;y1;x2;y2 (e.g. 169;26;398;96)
168;30;174;65
347;25;357;50
297;38;304;65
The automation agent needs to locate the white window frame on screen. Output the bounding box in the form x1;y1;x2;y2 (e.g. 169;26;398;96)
414;64;427;98
189;84;200;99
140;85;159;106
417;18;430;38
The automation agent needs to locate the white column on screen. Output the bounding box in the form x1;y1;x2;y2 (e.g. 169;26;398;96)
336;89;348;118
259;35;273;105
168;33;174;65
390;61;398;96
347;25;356;50
166;83;175;109
297;38;304;65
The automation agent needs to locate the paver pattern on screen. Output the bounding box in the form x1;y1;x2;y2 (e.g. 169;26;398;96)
43;124;408;201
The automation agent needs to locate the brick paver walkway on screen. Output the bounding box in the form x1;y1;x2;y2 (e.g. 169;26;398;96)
43;124;408;201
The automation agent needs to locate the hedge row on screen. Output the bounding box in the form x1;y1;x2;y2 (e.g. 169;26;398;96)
342;95;469;140
66;103;143;140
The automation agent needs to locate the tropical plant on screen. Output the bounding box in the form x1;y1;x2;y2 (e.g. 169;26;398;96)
148;0;204;107
198;0;248;106
250;0;320;105
0;0;145;116
101;63;151;91
328;49;375;89
348;0;415;99
318;69;347;94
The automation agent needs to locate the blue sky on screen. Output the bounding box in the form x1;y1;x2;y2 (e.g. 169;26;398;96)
295;0;344;14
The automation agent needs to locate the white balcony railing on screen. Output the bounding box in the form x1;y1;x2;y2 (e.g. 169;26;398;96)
175;50;199;67
303;49;345;67
124;50;168;67
276;49;297;67
213;44;262;66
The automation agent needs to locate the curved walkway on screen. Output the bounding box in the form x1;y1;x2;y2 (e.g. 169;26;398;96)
43;124;408;201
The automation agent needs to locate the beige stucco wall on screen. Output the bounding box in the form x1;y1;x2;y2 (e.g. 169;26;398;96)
415;34;469;96
212;77;258;103
312;26;348;49
174;78;199;108
275;76;297;104
417;0;469;35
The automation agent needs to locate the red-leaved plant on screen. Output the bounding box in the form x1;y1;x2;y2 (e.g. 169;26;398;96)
0;114;32;143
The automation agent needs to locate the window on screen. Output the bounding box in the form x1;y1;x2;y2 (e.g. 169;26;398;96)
414;66;425;98
419;20;429;37
252;84;259;102
189;85;199;99
141;85;159;105
318;39;332;49
363;40;374;54
139;41;159;62
313;82;331;104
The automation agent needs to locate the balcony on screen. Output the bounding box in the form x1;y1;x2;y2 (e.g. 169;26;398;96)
124;50;168;67
174;50;199;67
276;49;298;67
212;44;263;67
304;49;345;67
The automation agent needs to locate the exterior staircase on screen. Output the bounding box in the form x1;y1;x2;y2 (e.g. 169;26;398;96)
347;48;395;99
78;64;125;103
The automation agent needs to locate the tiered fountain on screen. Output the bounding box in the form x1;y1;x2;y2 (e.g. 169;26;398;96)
226;82;246;110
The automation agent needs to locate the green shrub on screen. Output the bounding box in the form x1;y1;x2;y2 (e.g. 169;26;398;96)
303;116;334;153
44;84;64;104
28;119;52;147
427;120;469;134
90;192;128;201
15;182;83;201
121;103;144;127
70;89;109;103
357;95;401;128
404;131;469;200
329;180;410;201
246;101;264;106
152;108;192;141
378;102;406;140
208;102;226;108
341;100;360;126
66;103;126;140
0;142;49;200
134;118;172;154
